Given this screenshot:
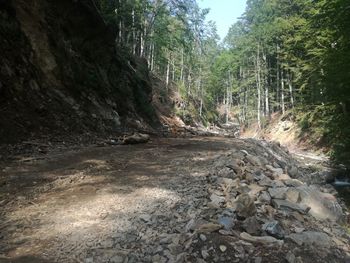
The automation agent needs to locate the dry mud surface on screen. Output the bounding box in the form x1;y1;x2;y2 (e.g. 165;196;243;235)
0;137;349;263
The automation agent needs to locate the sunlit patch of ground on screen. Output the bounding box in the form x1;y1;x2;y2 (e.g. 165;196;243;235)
0;137;236;262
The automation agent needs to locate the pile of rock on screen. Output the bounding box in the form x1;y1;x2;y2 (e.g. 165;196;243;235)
186;139;349;262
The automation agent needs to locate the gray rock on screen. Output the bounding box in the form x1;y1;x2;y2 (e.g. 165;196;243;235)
266;165;284;178
286;188;301;203
209;193;225;208
218;216;234;230
273;180;286;188
262;221;285;239
248;184;265;197
218;167;236;178
258;191;271;204
246;155;262;166
293;227;305;233
258;176;274;187
199;234;207;242
272;199;310;214
240;232;284;246
243;216;261;235
268;187;288;199
285;251;296;263
233;193;256;219
283;179;304;187
296;185;343;222
197;223;222;233
287;166;299;178
176;253;187;262
139;214;152;223
287;231;332;248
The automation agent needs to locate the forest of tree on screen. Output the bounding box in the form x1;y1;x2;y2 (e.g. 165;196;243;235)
96;0;350;164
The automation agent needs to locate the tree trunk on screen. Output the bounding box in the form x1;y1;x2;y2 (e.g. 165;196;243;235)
140;21;146;57
180;48;184;84
265;80;269;117
172;57;175;82
132;9;136;55
225;81;230;124
287;71;294;108
150;43;155;71
166;56;170;90
276;44;280;112
256;43;261;129
281;69;285;114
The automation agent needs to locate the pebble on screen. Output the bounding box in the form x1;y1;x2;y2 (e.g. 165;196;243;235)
219;245;227;252
199;234;207;242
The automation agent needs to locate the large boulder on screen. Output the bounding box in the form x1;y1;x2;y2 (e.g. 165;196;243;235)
296;185;344;222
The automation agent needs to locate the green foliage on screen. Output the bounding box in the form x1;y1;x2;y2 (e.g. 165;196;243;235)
215;0;350;165
298;113;310;131
98;0;350;165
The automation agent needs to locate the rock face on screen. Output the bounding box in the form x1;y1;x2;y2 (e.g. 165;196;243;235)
0;0;159;143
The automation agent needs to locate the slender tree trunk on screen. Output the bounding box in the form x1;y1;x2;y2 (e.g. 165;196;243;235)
276;44;280;112
242;68;247;124
187;71;191;96
287;71;294;108
281;69;285;114
199;80;203;117
117;0;122;44
132;9;136;55
140;22;146;57
172;57;175;82
150;43;155;71
265;80;269;117
180;48;184;84
265;58;270;118
226;81;229;124
166;56;170;90
256;43;261;129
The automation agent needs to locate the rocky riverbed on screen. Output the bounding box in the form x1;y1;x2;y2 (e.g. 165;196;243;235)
0;137;349;262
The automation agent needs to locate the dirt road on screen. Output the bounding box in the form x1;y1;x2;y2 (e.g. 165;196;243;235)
1;137;349;263
0;137;240;262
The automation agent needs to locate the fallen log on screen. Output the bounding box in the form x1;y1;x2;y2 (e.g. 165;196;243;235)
122;133;150;145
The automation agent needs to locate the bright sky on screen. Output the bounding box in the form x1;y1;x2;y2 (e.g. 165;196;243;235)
198;0;247;41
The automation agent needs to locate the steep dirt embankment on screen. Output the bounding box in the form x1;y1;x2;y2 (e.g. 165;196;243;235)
242;113;319;152
0;0;160;144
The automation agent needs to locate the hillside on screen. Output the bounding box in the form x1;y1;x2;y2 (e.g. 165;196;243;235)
0;0;161;144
